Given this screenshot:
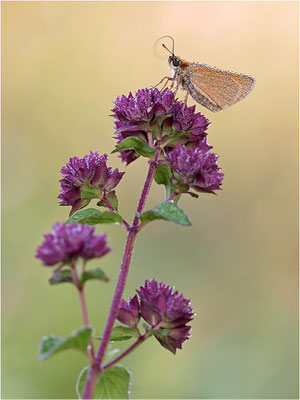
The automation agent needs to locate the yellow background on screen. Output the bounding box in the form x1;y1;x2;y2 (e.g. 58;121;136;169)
2;1;298;398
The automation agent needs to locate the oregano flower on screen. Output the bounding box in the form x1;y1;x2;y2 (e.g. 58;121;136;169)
167;144;224;194
112;88;210;165
58;151;124;215
127;280;194;354
36;222;111;266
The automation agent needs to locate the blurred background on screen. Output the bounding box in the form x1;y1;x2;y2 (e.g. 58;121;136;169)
2;2;298;399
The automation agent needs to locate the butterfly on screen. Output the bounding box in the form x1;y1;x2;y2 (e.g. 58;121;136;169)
154;36;256;112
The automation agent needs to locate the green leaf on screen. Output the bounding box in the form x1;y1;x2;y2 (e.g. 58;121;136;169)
81;268;109;285
112;137;156;158
137;210;169;224
97;191;118;211
66;208;122;226
154;164;172;185
153;165;179;201
137;201;191;226
49;269;74;285
76;365;131;399
110;326;139;342
66;208;101;224
39;326;93;361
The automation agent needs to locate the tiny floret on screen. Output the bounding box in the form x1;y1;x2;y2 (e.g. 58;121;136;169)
58;151;124;215
167;144;224;193
36;222;111;266
117;295;140;327
172;104;210;141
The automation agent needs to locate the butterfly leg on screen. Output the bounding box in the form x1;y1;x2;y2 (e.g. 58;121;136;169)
173;75;181;98
151;76;174;89
161;77;175;91
184;87;190;104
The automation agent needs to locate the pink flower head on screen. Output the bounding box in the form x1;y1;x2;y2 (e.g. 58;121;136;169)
112;88;210;165
36;222;111;266
58;151;124;215
137;280;194;354
167;144;224;194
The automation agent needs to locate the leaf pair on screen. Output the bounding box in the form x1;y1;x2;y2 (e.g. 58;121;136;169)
49;267;109;286
39;327;131;399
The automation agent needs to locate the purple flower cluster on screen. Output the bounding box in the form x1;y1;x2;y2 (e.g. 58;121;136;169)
117;279;194;354
58;152;124;215
36;222;111;266
167;144;224;194
112;88;210;165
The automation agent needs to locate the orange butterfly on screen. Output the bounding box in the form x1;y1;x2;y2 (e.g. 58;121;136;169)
154;36;255;112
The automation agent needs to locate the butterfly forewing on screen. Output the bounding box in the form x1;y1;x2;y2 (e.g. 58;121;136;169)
187;64;254;112
223;71;256;102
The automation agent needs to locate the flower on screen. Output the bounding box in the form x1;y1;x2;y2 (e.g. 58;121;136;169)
167;144;224;194
58;151;124;215
136;279;194;354
36;222;111;266
172;104;210;142
117;295;140;327
111;88;210;165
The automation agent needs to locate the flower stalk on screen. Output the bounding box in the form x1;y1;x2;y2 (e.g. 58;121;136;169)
83;150;160;399
35;86;223;399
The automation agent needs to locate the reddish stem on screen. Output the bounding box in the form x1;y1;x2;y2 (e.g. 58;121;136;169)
83;152;159;399
71;265;95;361
167;191;178;202
102;334;146;370
78;288;90;327
101;196;130;231
83;150;160;399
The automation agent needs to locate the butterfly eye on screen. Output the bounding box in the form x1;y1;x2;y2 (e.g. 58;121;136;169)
173;58;179;67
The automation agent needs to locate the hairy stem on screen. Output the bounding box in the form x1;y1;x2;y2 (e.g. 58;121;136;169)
83;152;159;399
71;265;95;362
102;334;147;371
101;196;130;231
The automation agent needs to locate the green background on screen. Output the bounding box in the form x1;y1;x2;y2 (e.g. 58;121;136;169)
2;1;298;399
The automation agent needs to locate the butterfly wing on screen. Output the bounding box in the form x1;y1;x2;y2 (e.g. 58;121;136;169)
187;63;255;112
223;71;256;102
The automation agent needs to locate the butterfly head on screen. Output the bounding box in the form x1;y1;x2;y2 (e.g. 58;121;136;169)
168;55;180;68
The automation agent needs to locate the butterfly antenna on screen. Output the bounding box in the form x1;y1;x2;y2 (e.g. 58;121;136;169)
153;35;175;59
162;43;173;55
157;35;175;55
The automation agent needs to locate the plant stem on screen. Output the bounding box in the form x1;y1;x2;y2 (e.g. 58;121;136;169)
71;264;95;361
101;196;130;231
167;191;178;202
78;288;90;327
83;152;159;399
102;334;147;370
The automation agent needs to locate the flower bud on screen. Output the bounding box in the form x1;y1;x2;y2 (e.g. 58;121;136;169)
117;295;140;327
